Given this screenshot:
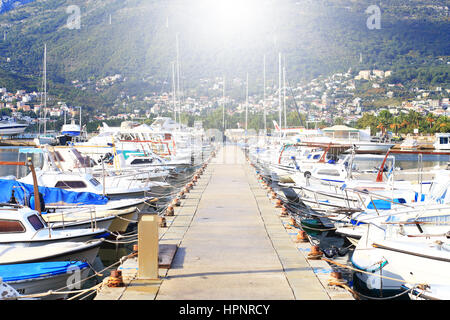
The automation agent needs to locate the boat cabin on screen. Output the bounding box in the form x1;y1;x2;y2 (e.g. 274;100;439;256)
322;125;368;142
20;170;104;194
435;133;450;150
0;207;47;241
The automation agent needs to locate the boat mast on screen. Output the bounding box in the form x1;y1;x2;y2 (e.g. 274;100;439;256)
176;33;180;131
172;61;176;122
283;58;287;130
245;72;248;135
38;70;43;135
278;52;282;139
222;75;225;133
79;106;82;140
43;43;47;135
263;54;267;133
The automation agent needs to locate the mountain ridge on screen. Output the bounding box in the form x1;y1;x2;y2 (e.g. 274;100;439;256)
0;0;447;111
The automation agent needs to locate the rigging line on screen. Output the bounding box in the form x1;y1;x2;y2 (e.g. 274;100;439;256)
285;77;303;127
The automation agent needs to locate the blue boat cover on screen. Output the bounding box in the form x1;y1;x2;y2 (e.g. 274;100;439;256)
367;198;406;210
0;261;88;282
0;179;109;207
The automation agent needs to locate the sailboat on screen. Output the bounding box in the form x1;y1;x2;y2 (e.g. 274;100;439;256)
34;44;56;146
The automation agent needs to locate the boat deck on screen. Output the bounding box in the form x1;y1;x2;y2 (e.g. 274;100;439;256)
95;145;354;300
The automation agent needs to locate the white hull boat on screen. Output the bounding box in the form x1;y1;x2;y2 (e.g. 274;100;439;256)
0;239;103;265
0;261;90;300
0;206;107;247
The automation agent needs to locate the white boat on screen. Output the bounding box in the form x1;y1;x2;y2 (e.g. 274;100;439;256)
296;125;394;154
76;117;206;166
334;169;450;242
46;146;173;184
0;239;103;265
0;119;29;136
43;205;142;233
352;232;450;296
34;133;57;146
400;137;419;150
0;261;90;300
0;205;107;246
8;171;147;232
434;133;450;150
20;168;153;198
350;194;450;295
61;118;81;137
403;283;450;300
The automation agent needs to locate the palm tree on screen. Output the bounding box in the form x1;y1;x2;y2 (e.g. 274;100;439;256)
426;115;435;129
390;123;399;135
390;117;401;136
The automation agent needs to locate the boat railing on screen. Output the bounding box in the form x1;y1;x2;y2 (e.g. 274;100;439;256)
356;203;450;224
0;202;22;209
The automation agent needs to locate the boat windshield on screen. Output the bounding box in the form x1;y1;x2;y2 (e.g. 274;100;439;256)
0;219;25;233
27;214;45;231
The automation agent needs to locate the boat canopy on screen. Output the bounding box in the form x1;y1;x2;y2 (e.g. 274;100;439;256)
322;125;360;132
0;179;109;207
18;148;43;154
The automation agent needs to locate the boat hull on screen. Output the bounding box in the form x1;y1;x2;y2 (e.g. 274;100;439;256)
0;240;102;266
0;124;28;136
6;267;90;300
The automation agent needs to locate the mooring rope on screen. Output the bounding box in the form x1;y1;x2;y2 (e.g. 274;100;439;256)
13;251;138;300
321;257;428;300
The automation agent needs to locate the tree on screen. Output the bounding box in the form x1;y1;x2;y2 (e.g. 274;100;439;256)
426;115;435;129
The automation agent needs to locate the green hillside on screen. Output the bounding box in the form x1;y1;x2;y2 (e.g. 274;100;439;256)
0;0;447;111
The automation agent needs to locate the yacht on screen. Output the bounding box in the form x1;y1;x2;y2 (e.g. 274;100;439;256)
18;147;156;198
0;119;29;136
301;125;394;154
3;176;148;232
351;215;450;296
76;117;206;166
0;205;108;246
400;137;419;150
61;117;81;137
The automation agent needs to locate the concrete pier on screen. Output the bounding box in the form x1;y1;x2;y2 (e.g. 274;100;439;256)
95;145;354;300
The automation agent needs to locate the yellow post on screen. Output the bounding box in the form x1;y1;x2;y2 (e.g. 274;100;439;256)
138;214;159;280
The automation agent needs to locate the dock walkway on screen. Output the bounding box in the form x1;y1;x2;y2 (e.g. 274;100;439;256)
95;144;353;300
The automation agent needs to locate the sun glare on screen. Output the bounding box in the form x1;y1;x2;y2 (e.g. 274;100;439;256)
193;0;270;37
